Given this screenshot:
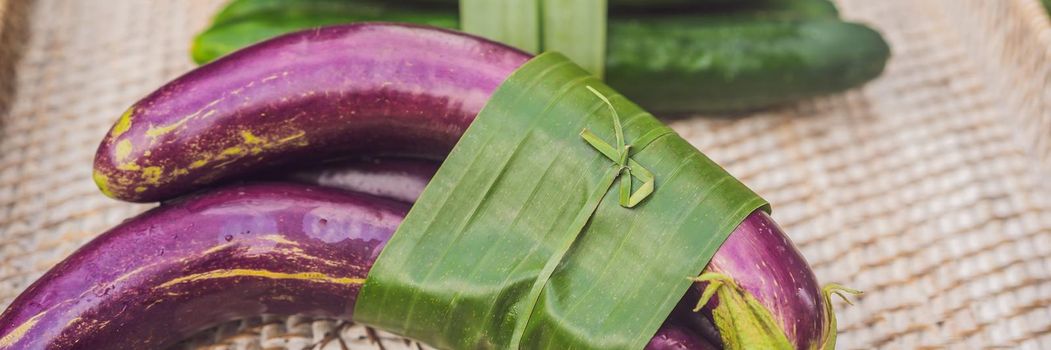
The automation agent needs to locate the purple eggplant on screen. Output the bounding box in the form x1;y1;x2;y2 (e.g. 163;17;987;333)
0;183;714;349
0;184;405;349
87;23;844;349
93;23;529;203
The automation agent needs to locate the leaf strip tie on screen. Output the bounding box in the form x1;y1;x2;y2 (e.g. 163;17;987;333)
508;165;622;348
580;85;658;208
511;86;670;347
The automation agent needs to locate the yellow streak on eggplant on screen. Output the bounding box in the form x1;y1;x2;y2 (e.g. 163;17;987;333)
110;108;134;138
114;139;133;162
141;166;163;185
188;159;208;169
63;317;109;332
287;251;342;267
241;130;263;144
63;317;81;329
145;299;166;310
182;129;306;172
105;123;308;198
112;265;156;285
93;171;115;198
0;311;46;348
259;234;298;244
145;105;219;138
201;242;235;256
144;115;188;138
104;163;167;196
276;131;306;143
116;162;140;171
220;146;244;157
200;235;306;258
156;269;365;289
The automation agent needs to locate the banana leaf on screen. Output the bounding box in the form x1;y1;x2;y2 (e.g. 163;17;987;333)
355;53;767;349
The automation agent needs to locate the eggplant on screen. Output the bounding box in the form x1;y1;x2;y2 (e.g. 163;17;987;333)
87;23;836;348
93;23;529;203
0;183;715;349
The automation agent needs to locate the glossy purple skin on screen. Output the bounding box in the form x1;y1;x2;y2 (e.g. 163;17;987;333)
298;160;825;349
94;23;529;202
644;322;718;350
0;184;407;349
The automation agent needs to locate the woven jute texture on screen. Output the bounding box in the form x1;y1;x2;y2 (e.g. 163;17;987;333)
1;0;1049;348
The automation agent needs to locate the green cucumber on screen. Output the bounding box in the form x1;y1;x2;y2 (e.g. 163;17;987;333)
192;1;459;64
194;0;888;113
606;18;888;112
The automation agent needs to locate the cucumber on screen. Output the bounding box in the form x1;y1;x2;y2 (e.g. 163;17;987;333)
606;18;889;112
194;0;889;113
193;1;459;64
211;0;454;26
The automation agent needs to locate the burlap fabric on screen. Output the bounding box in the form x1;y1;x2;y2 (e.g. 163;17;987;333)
1;0;1049;348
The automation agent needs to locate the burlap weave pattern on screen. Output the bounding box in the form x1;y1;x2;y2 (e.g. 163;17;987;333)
1;0;1049;348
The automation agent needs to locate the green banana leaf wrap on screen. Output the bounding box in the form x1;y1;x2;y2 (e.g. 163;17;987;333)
355;52;768;349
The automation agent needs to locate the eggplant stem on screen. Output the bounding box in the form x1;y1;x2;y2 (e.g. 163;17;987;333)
820;284;862;350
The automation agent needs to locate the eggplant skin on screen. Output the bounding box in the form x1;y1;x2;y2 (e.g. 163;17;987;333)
0;183;407;349
93;23;529;203
644;322;719;350
0;183;715;349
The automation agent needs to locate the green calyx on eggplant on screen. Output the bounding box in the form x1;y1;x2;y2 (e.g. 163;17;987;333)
80;23;853;349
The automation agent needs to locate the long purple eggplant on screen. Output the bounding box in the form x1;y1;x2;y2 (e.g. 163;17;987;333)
93;24;528;203
0;183;714;349
87;23;837;349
